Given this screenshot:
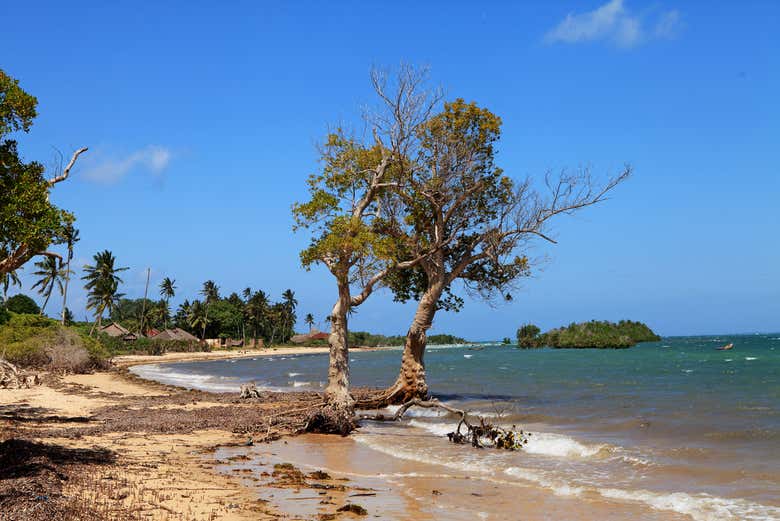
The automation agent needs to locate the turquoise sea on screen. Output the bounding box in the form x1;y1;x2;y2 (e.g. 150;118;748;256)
133;334;780;520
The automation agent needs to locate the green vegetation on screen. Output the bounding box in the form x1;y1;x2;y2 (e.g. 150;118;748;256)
82;250;128;335
516;320;660;349
348;331;467;347
1;69;86;276
5;293;40;315
0;313;108;371
516;324;541;347
30;255;67;315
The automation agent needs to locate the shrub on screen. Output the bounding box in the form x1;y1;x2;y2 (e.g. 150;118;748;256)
516;320;660;349
0;306;9;325
516;324;541;348
5;294;40;314
90;333;205;356
0;313;109;371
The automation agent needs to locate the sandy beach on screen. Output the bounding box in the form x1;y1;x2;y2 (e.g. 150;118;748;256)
4;344;777;520
0;347;389;520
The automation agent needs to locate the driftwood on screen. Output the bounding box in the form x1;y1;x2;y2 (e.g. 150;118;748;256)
0;359;40;389
358;397;531;450
239;382;262;399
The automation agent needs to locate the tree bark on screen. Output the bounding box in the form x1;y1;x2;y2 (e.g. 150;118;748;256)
61;258;71;325
357;272;444;409
325;279;353;408
40;287;52;315
306;276;356;434
391;280;443;402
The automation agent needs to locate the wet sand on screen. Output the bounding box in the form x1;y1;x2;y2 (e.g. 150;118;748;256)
217;432;690;521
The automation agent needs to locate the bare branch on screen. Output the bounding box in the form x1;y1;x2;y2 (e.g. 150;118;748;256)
48;147;88;186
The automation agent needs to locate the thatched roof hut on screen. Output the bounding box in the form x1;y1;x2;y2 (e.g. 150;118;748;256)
152;328;199;342
99;322;130;338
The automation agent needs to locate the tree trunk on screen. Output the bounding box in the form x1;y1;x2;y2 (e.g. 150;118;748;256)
306;278;356;435
391;280;443;402
40;288;51;315
61;258;71;325
202;305;209;340
356;275;444;409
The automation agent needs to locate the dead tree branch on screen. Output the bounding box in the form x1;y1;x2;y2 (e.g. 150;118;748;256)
357;397;531;450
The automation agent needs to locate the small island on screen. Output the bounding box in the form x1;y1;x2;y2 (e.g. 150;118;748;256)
516;320;660;349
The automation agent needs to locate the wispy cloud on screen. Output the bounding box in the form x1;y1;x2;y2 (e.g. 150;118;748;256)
81;145;172;184
544;0;681;49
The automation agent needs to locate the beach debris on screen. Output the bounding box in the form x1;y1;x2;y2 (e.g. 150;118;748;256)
337;503;368;515
308;470;331;480
358;397;531;451
0;359;40;389
239;382;262;399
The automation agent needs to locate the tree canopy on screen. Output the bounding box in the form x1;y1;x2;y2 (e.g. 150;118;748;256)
0;69;86;275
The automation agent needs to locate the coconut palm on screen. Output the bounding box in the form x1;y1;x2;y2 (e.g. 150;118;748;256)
30;256;67;315
174;299;191;330
82;250;129;335
304;313;315;332
60;224;79;325
245;290;268;345
187;299;207;339
159;277;176;329
199;280;219;339
1;268;22;304
281;289;298;342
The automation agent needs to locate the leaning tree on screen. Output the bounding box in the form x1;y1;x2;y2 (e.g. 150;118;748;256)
360;99;630;407
0;69;87;275
292;66;441;433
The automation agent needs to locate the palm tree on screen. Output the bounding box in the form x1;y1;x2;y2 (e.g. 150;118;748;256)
187;299;207;339
281;289;298;342
304;313;315;332
245;290;268;346
60;225;79;325
174;299;191;330
199;280;219;340
1;268;22;304
82;250;129;335
30;256;67;315
159;277;176;329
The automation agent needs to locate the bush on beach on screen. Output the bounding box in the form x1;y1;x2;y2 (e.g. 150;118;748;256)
0;313;109;371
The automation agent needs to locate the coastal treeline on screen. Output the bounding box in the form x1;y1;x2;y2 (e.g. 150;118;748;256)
0;68;305;365
293;65;629;430
349;331;466;347
517;320;660;348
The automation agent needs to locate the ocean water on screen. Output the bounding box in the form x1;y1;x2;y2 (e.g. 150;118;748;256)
132;334;780;520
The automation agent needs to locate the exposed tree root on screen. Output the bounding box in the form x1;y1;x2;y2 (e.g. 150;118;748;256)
303;402;356;436
358;397;531;450
353;381;426;409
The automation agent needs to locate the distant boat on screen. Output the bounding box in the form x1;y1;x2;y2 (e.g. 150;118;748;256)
716;343;734;351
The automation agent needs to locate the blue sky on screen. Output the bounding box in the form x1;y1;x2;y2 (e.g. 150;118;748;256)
4;0;778;337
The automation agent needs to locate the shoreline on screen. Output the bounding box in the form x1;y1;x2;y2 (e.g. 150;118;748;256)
0;354;388;520
111;344;389;368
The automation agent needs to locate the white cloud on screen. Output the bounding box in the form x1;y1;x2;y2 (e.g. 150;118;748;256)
544;0;680;49
654;9;682;39
81;145;172;184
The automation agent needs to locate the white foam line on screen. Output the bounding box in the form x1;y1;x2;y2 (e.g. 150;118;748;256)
355;431;779;521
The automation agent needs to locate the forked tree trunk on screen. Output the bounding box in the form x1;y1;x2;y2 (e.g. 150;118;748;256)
307;278;356;434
